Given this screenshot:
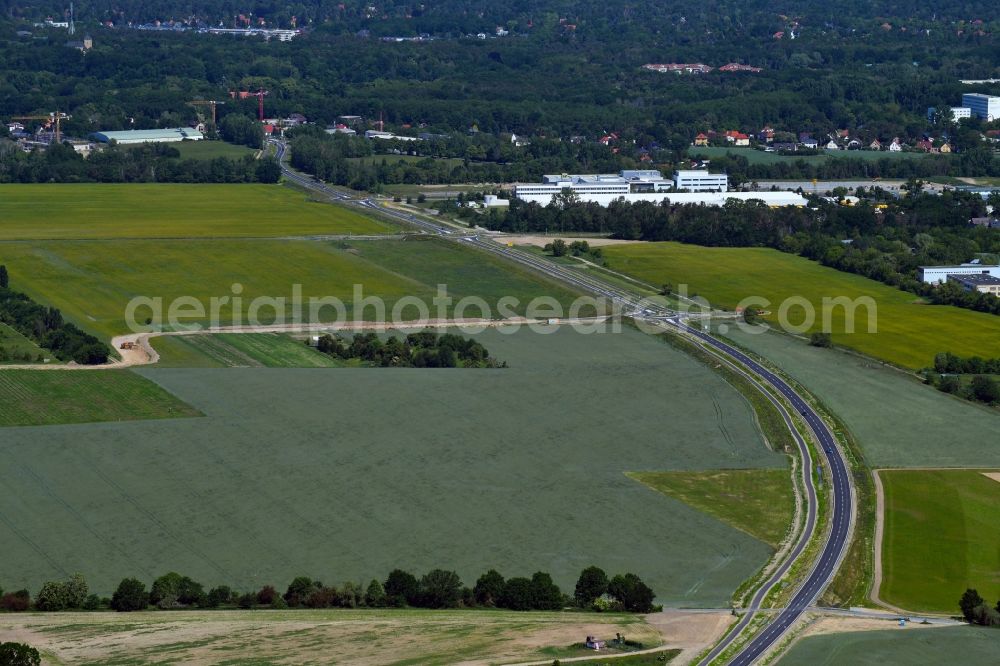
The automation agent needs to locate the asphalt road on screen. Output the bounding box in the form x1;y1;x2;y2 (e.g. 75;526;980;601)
683;323;853;665
271;141;855;664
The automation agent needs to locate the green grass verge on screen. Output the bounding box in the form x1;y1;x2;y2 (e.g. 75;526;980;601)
0;322;58;365
604;242;1000;369
0;370;201;427
153;334;339;368
778;625;1000;665
0;184;393;239
627;469;794;548
880;469;1000;613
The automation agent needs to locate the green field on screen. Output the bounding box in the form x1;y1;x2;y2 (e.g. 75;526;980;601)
690;146;933;166
779;625;1000;665
604;242;1000;369
0;184;393;239
0;327;785;603
0;370;201;426
153;333;339;368
628;469;794;548
0;609;663;666
0;236;585;339
880;469;1000;613
0;323;56;365
719;327;1000;468
169;140;258;160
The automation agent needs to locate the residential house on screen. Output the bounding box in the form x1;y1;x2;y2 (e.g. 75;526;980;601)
940;142;952;153
799;134;818;149
846;138;862;149
869;139;882;151
725;130;750;146
758;127;775;143
694;133;709;146
888;138;903;152
915;139;937;153
825;139;840;150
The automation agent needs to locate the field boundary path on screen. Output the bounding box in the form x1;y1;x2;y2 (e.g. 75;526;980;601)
0;317;606;371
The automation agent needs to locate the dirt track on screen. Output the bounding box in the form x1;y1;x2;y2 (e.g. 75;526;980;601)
0;317;603;371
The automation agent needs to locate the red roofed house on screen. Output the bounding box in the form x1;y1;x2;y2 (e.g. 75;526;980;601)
725;130;750;146
694;133;710;146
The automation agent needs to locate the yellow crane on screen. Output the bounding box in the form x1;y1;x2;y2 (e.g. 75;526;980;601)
11;112;70;144
189;100;225;124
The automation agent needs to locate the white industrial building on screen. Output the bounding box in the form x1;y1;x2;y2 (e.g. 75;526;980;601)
513;170;806;207
919;263;1000;285
91;128;204;144
674;170;729;191
961;93;1000;122
927;106;972;122
364;130;420;141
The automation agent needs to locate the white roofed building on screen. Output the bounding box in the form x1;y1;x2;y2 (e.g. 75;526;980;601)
514;170;806;207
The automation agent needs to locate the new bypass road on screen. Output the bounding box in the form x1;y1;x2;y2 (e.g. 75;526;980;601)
272;141;855;664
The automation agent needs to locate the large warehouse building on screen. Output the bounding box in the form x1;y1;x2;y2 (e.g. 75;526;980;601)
513;170;807;207
91;128;204;144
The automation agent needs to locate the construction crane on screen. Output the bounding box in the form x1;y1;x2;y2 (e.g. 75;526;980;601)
11;112;70;144
229;89;269;123
189;100;225;124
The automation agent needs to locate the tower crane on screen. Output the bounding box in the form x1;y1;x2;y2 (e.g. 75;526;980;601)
189;100;225;124
11;112;70;144
229;89;269;123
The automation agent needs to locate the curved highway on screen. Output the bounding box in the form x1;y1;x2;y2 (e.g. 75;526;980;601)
682;324;852;664
271;140;855;664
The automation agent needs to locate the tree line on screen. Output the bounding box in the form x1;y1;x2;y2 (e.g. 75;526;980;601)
0;140;280;184
316;331;506;368
960;588;1000;627
0;269;109;364
924;356;1000;406
0;565;656;615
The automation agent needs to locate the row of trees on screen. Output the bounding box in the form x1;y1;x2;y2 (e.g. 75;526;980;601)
0;141;280;184
2;566;656;614
960;589;1000;627
0;269;109;364
316;331;506;368
933;352;1000;375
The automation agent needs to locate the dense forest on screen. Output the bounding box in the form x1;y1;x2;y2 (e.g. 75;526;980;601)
1;1;999;153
